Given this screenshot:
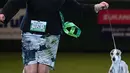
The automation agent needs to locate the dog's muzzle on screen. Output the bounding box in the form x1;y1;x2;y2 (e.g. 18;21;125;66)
112;57;116;61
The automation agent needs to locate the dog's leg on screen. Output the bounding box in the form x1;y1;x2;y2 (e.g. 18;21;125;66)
125;63;129;73
22;68;25;73
109;65;114;73
120;61;129;73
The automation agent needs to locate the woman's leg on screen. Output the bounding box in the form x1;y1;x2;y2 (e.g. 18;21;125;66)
22;32;43;73
24;64;38;73
37;35;60;73
38;64;49;73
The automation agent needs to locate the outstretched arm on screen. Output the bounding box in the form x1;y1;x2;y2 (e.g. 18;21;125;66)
72;0;95;12
0;0;27;24
70;0;109;13
62;0;95;13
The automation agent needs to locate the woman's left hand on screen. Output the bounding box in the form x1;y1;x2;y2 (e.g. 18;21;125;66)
94;1;109;13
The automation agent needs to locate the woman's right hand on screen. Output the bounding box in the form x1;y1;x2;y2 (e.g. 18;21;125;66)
0;14;5;22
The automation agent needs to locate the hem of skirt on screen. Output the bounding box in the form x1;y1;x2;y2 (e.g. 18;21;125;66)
24;62;54;70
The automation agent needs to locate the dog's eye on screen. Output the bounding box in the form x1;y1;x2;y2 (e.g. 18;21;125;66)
110;52;113;55
116;52;120;55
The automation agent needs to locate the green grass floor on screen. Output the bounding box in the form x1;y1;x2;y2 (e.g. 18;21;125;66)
0;52;130;73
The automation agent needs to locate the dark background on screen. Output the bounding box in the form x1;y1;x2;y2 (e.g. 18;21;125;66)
0;0;130;52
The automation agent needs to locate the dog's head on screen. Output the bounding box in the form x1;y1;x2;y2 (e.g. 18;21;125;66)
110;49;122;63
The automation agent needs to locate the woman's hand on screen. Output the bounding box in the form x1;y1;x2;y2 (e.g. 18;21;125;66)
94;1;109;13
0;14;5;22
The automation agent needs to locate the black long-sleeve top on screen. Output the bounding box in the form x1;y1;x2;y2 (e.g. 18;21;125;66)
1;0;95;35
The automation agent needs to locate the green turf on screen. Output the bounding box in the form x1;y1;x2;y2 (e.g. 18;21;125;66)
0;52;130;73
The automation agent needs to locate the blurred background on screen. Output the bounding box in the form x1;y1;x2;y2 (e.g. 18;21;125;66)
0;0;130;73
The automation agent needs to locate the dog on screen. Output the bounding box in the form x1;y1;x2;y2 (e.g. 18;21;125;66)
108;49;129;73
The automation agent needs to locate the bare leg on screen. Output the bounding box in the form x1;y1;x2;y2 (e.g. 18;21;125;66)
24;64;38;73
38;64;49;73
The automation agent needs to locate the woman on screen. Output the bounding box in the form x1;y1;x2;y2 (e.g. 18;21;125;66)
0;0;109;73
